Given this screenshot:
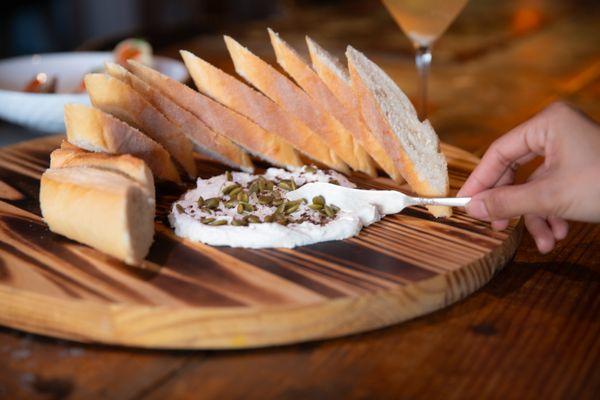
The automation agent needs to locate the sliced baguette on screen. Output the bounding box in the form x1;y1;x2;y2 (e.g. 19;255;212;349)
64;103;181;183
306;36;404;183
267;29;376;176
84;73;197;178
126;60;302;170
224;35;374;175
40;167;155;266
50;148;155;197
180;50;348;173
346;46;450;217
104;62;253;172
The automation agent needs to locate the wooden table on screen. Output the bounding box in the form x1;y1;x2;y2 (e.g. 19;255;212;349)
1;1;598;398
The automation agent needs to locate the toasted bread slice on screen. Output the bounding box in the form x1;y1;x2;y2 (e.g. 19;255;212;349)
40;167;155;266
64;103;181;183
126;60;302;170
267;29;376;177
306;36;404;183
104;62;253;172
180;50;348;173
346;46;450;217
84;73;197;178
224;35;376;175
50;148;155;197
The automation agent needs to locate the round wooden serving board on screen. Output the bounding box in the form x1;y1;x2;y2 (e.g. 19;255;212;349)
0;136;521;349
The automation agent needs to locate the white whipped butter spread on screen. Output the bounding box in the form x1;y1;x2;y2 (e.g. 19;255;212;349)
169;166;394;248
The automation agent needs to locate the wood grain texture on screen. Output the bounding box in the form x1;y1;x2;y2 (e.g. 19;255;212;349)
0;135;520;349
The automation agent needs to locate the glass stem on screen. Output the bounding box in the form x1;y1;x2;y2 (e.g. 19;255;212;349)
415;45;432;121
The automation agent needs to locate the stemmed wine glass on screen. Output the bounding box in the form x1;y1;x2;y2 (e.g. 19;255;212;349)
381;0;469;120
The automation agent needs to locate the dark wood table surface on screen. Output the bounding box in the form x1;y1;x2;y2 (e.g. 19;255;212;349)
1;1;599;398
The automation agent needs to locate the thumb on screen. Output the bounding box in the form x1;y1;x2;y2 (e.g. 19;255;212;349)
465;180;554;220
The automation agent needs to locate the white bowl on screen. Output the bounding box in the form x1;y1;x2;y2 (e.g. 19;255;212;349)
0;52;188;133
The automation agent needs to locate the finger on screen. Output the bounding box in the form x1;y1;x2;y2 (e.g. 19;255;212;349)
457;114;549;197
548;216;569;240
524;214;555;254
465;179;554;221
491;220;510;231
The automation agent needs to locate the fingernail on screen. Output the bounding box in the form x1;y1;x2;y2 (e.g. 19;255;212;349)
466;199;489;220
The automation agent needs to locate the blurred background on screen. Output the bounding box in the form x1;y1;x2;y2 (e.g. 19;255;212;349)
0;0;598;151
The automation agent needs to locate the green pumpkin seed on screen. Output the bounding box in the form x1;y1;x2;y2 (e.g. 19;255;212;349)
201;217;215;224
226;171;233;181
246;215;261;224
176;204;185;214
272;198;284;206
229;187;242;197
323;205;335;217
197;196;205;207
276;217;289;226
243;203;254;212
258;195;273;205
275;203;285;215
205;198;220;209
231;218;247;226
222;183;239;195
264;214;275;223
304;166;316;173
285;204;300;214
266;180;274;190
308;203;323;211
278;180;292;191
209;219;228;226
249;182;259;194
237;191;249;203
312;195;325;206
224;200;236;208
258;178;266;192
236;204;244;214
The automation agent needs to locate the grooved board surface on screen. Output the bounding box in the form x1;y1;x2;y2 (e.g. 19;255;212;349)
0;135;521;349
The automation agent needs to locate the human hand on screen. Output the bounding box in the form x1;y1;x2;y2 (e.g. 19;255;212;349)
457;102;600;253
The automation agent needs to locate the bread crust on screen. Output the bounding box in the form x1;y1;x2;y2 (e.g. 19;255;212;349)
126;61;302;170
40;167;155;266
180;50;348;173
347;47;451;217
84;73;197;178
64;103;181;183
306;36;405;183
50;148;155;197
105;62;253;172
224;35;375;175
268;29;376;177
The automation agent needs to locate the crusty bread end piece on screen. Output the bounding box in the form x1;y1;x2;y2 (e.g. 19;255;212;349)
306;36;405;183
180;50;348;173
346;46;451;217
84;73;197;178
64;103;181;184
104;62;253;172
40;167;155;266
126;60;303;170
267;28;376;177
50;148;155;197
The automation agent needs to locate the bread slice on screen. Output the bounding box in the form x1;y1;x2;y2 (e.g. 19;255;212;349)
346;46;450;217
126;60;302;170
104;62;253;172
224;35;375;176
50;147;155;197
40;167;155;266
84;73;197;178
267;29;376;177
306;36;404;183
180;50;348;173
64;103;181;183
